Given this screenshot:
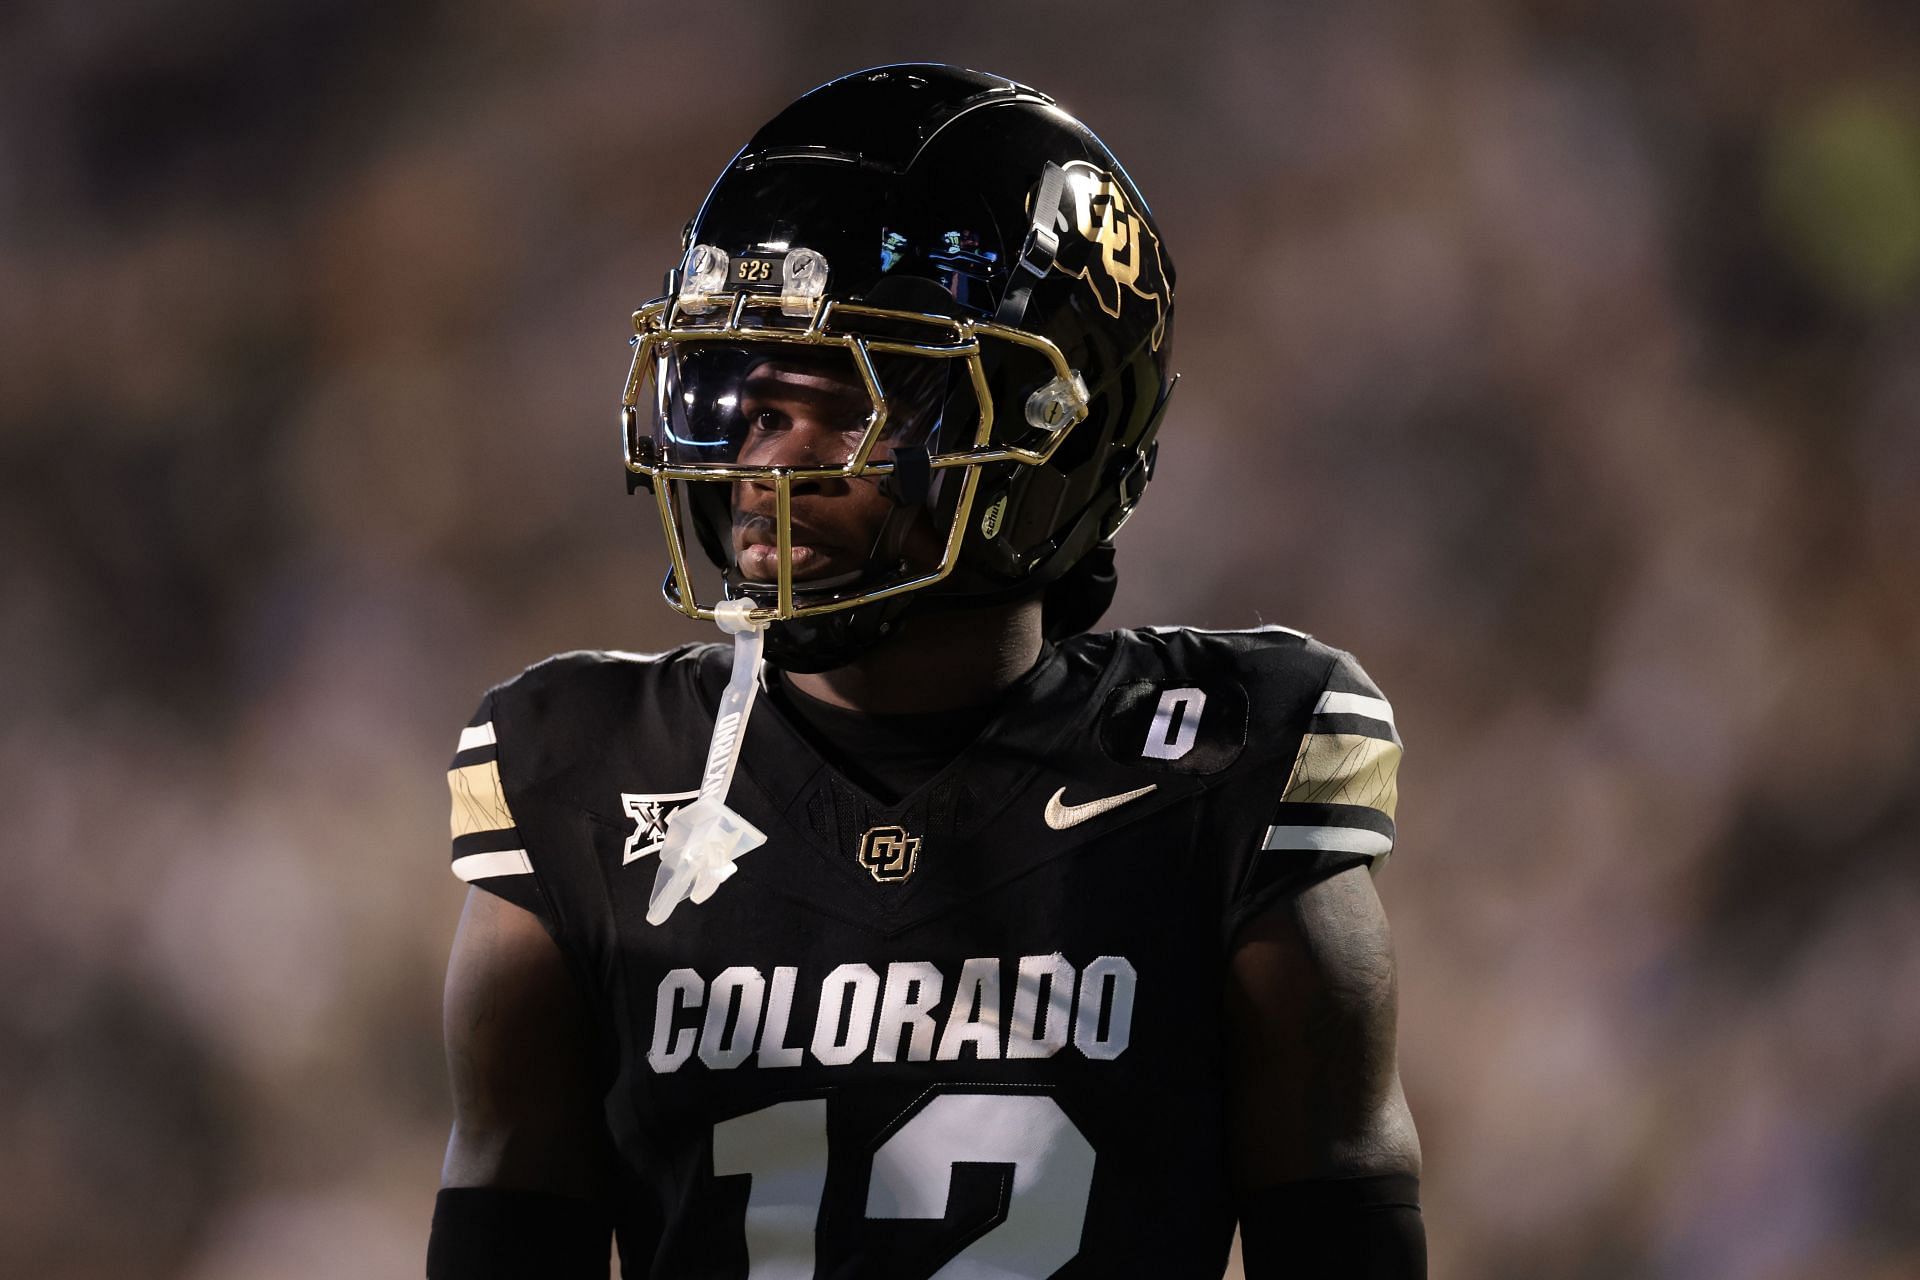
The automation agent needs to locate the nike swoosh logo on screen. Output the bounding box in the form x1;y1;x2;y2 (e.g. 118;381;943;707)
1044;783;1158;830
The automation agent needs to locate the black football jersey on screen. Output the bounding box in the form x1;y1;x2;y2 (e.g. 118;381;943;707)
444;625;1403;1279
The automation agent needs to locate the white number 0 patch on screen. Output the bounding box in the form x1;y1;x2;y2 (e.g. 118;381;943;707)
1141;687;1206;761
713;1092;1096;1278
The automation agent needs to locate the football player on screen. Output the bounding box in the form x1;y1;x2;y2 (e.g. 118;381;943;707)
431;65;1423;1279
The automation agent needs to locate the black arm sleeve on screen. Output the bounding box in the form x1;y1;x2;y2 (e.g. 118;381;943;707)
427;1187;612;1279
1238;1173;1426;1280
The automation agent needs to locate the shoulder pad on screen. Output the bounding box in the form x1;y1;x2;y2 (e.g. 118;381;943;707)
485;645;717;783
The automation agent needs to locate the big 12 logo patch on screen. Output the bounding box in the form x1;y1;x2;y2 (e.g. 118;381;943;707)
621;789;699;864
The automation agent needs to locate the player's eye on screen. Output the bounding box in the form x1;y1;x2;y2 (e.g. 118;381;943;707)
741;404;789;433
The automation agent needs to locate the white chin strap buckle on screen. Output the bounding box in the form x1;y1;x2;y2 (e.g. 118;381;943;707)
1025;372;1089;434
645;598;769;924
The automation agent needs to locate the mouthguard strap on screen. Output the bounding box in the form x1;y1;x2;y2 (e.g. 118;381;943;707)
645;598;770;924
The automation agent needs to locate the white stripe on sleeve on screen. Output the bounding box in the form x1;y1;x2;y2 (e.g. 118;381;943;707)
1314;691;1395;726
452;849;534;881
457;722;497;752
1261;825;1393;857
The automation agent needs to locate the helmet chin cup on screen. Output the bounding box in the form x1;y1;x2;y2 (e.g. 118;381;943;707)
762;597;915;673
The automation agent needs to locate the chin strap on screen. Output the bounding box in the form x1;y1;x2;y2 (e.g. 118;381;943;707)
646;598;769;924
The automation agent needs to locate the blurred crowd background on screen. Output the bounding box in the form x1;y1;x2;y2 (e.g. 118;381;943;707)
3;0;1917;1276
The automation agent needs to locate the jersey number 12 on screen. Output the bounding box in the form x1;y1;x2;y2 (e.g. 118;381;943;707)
712;1090;1095;1278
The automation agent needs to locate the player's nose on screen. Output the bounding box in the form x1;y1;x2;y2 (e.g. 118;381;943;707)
746;420;854;494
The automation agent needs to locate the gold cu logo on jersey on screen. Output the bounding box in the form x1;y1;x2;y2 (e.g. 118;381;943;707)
1054;160;1171;352
857;825;921;883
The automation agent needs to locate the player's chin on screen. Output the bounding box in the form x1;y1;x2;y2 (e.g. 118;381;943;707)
737;541;845;583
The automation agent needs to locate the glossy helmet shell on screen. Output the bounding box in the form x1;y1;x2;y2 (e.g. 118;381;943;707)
666;64;1176;667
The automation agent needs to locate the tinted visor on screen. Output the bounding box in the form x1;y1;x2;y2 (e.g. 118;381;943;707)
654;341;965;468
641;338;982;609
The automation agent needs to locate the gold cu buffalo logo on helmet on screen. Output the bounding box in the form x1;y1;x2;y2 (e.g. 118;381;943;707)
1052;160;1170;352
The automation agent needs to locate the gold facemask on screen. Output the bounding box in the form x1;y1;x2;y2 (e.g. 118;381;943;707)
621;286;1090;624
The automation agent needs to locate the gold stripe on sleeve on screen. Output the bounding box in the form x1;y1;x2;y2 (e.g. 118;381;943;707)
448;760;516;838
1281;733;1401;819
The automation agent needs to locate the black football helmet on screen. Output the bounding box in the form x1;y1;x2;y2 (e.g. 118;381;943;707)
620;64;1177;670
